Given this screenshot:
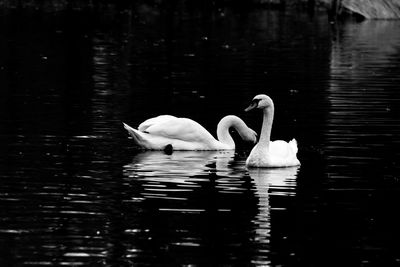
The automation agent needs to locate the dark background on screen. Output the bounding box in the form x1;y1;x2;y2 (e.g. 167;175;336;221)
0;2;400;266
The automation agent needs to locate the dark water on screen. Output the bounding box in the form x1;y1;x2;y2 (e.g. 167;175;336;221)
1;3;400;266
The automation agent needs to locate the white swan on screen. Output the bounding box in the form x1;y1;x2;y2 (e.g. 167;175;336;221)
245;94;300;168
123;115;257;151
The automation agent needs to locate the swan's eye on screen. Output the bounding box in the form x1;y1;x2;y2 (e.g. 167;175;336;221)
245;98;263;112
252;98;261;106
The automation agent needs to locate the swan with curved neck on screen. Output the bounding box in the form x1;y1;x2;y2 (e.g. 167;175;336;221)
123;115;257;151
245;94;300;167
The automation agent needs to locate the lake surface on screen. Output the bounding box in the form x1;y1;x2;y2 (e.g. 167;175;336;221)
1;3;400;266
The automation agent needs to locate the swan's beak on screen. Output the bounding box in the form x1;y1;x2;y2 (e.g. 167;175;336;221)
252;130;258;143
245;102;258;112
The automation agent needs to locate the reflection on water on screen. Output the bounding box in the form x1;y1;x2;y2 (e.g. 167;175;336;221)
316;19;400;266
123;151;298;265
0;3;400;267
248;167;298;265
329;20;400;179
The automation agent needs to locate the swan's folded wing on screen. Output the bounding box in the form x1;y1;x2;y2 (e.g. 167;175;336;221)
270;139;299;166
144;117;215;142
138;115;177;132
289;139;298;154
269;140;293;158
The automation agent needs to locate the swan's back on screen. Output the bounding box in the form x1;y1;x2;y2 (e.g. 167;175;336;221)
270;139;297;157
142;117;215;142
247;139;300;168
130;115;222;150
138;115;177;132
269;139;299;167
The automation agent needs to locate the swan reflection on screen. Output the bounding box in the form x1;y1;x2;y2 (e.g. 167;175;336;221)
122;151;299;265
249;167;299;197
248;166;299;230
123;150;298;204
124;150;236;177
123;150;241;200
248;167;299;265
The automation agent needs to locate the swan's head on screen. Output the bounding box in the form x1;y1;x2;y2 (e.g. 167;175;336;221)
239;127;258;144
245;94;274;112
243;128;257;144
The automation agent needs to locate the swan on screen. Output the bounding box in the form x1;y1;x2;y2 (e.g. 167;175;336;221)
123;115;257;151
245;94;300;168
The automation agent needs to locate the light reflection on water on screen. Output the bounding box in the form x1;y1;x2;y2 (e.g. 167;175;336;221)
327;20;400;182
0;3;400;267
122;151;298;265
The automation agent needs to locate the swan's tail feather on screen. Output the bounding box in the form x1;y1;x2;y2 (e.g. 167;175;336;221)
289;139;298;154
123;122;148;148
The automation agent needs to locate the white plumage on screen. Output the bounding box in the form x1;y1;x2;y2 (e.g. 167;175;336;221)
245;94;300;168
123;115;257;151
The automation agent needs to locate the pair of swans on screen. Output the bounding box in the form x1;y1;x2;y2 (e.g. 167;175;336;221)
123;94;300;168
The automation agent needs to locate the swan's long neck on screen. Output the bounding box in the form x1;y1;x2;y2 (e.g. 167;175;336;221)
259;105;274;149
216;115;250;149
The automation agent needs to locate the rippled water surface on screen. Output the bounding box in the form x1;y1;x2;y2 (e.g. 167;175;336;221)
1;3;400;266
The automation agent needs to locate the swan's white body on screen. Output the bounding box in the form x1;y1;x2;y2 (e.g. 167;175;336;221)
123;115;256;151
245;94;300;168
